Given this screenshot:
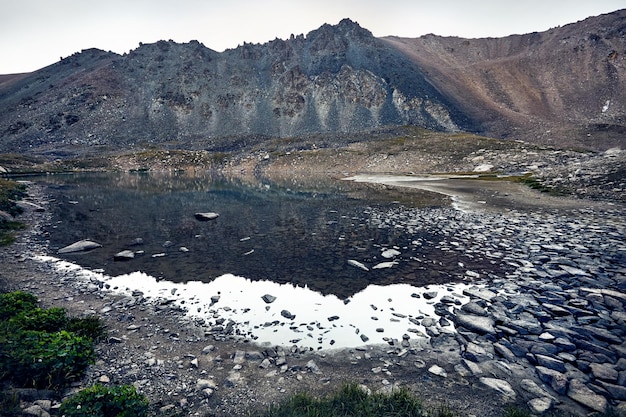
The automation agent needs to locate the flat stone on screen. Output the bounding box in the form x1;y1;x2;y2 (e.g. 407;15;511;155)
460;358;483;376
381;249;401;259
536;366;568;395
519;379;556;401
22;405;50;417
507;318;543;335
590;363;618;382
461;301;488;316
597;381;626;400
454;313;495;335
196;378;218;390
463;287;497;302
528;397;553;414
280;310;295;320
554;337;576;352
423;291;438;300
494;343;517;362
567;379;607;413
535;354;567;373
543;303;571;317
479;377;516;400
306;360;321;374
428;364;447;378
463;342;493;363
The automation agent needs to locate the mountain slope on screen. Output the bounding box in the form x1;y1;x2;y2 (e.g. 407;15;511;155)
382;9;626;148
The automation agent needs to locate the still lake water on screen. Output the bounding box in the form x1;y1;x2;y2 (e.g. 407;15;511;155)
40;172;476;297
36;172;499;348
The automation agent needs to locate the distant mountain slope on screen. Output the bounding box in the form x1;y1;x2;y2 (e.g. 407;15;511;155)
0;12;624;157
382;9;626;148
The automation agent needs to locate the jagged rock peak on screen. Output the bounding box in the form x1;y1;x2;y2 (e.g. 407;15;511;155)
306;18;374;42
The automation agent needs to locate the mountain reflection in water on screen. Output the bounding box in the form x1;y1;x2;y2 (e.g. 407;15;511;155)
40;172;485;299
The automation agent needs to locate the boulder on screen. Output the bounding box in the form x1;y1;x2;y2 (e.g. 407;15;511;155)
262;294;277;304
454;313;496;335
114;250;135;261
58;240;102;254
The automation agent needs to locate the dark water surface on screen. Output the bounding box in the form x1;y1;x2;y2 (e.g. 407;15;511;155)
39;172;486;299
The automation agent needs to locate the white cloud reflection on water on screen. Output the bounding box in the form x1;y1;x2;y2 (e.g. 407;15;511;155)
35;255;475;350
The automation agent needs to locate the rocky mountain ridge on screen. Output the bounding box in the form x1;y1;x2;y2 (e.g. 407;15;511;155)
0;11;624;157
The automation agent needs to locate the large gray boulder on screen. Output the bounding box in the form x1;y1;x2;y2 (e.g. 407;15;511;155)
58;240;102;254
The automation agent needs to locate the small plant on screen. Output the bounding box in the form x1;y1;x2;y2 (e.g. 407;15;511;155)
59;384;149;417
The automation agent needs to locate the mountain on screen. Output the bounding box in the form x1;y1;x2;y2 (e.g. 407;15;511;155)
0;11;624;157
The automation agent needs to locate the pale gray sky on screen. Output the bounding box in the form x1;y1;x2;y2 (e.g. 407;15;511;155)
0;0;623;74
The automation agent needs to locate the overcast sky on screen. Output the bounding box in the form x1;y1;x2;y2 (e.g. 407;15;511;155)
1;0;623;74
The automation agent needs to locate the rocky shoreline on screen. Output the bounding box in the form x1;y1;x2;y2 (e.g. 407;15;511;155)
1;179;625;417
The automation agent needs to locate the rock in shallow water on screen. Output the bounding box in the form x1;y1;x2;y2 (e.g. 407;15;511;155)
58;239;102;254
195;212;219;221
114;250;135;261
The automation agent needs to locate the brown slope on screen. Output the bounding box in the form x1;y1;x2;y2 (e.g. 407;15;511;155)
381;9;626;149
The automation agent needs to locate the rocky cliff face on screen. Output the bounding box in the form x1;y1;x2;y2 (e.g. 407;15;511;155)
0;19;465;156
0;12;624;156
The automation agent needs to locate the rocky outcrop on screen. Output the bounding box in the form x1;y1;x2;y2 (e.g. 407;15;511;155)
0;20;464;157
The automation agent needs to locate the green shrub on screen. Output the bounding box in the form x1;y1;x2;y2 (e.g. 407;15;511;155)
59;384;149;417
0;329;94;389
8;307;68;332
0;291;38;320
0;292;104;389
66;315;107;342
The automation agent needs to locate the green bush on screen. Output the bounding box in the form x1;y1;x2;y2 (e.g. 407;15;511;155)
0;291;104;390
59;384;149;417
8;307;68;332
0;291;38;320
0;329;94;389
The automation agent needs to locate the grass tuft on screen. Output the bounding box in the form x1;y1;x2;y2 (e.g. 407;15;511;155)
250;383;451;417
